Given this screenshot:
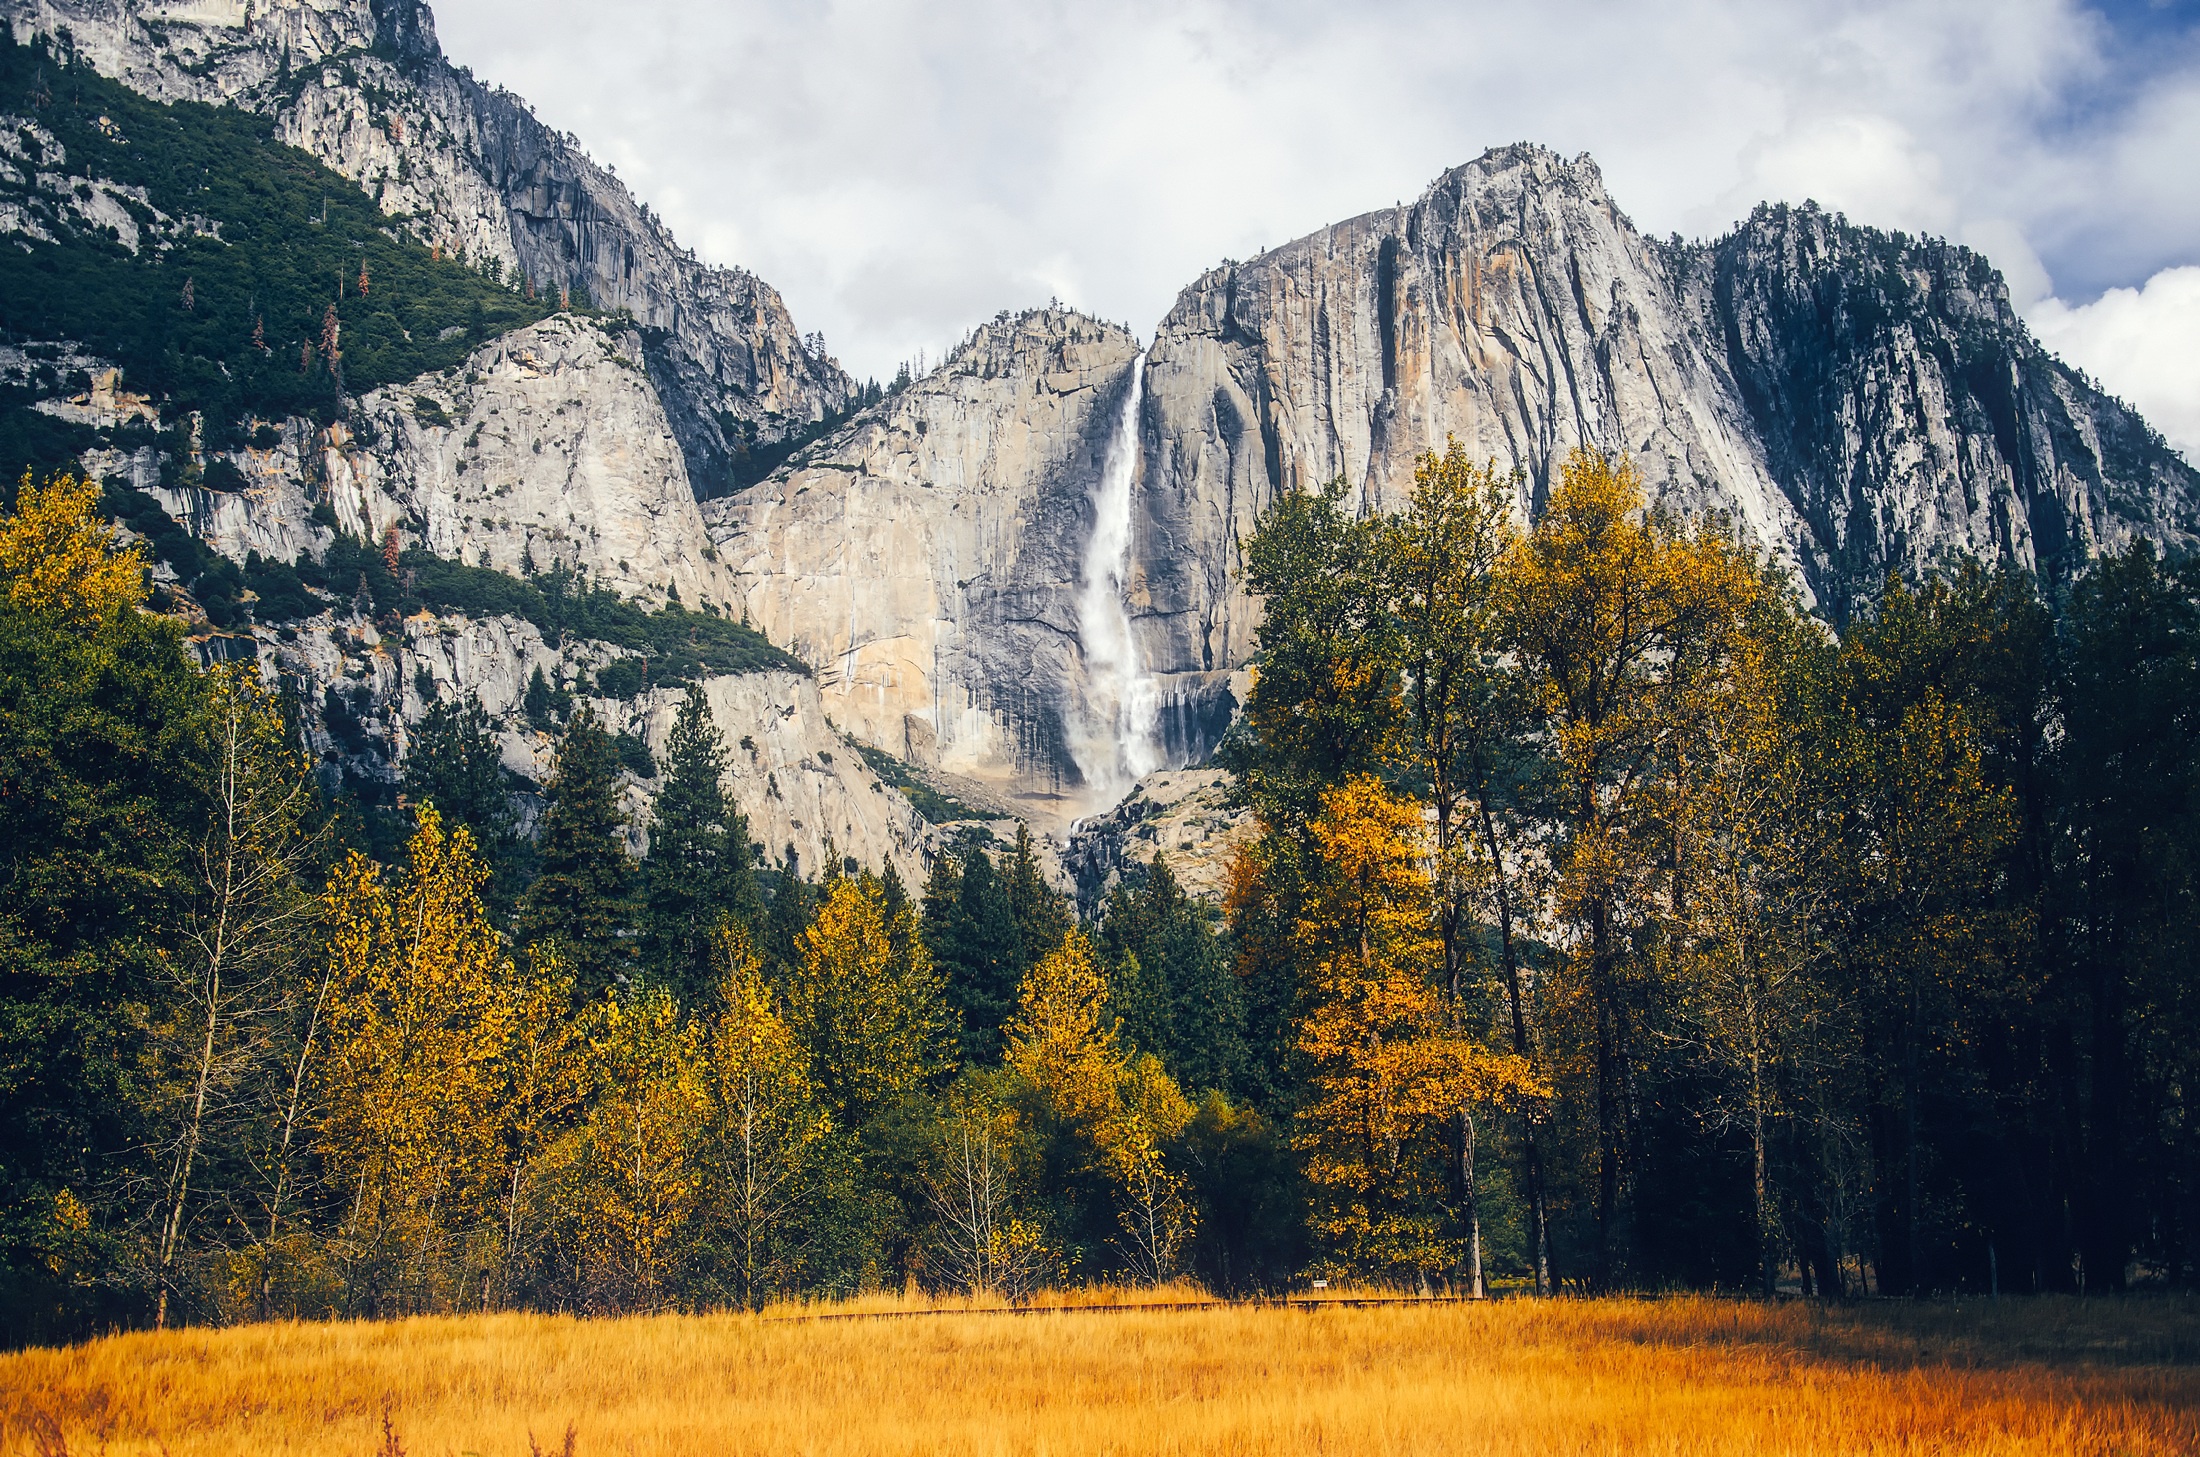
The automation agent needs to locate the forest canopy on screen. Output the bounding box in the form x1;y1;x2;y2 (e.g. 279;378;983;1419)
2;441;2196;1346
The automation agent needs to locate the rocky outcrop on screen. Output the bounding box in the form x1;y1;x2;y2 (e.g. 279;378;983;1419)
1061;768;1255;912
1132;145;2200;681
4;0;853;491
135;316;730;605
705;309;1142;822
1137;146;1804;686
332;315;740;606
1673;203;2200;618
261;606;931;883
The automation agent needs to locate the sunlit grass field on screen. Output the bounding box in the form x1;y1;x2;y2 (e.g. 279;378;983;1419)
5;1292;2198;1455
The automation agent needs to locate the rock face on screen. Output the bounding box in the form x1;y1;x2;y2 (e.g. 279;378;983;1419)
705;309;1144;822
5;0;853;491
1131;146;2200;691
142;315;735;606
261;608;931;882
1061;768;1255;913
333;315;740;607
1674;203;2200;618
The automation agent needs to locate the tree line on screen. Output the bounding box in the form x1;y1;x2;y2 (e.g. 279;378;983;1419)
1222;443;2199;1300
3;441;2196;1344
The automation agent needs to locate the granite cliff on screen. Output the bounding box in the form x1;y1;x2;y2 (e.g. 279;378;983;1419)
9;5;2199;877
704;146;2200;821
4;0;853;491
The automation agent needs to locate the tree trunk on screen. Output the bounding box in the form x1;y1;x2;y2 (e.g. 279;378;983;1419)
1592;896;1620;1292
1477;793;1552;1295
1463;1108;1484;1299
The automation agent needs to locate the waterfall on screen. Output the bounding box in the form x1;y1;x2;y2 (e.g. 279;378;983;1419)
1070;350;1159;808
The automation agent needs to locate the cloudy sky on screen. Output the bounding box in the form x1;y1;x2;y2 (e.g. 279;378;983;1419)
433;0;2200;457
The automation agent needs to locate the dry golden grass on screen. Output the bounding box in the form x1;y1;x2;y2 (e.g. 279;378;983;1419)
5;1293;2198;1456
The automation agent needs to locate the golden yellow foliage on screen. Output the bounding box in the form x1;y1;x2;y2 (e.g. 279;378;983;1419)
568;984;710;1310
315;808;513;1294
7;1295;2198;1456
1004;929;1121;1125
1293;776;1540;1278
0;469;143;627
788;875;949;1124
1004;932;1201;1281
704;922;831;1309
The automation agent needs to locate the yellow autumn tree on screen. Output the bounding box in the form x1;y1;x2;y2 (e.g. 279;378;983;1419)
491;943;587;1297
1004;930;1122;1125
787;873;950;1130
1293;775;1538;1282
0;469;143;627
315;807;513;1311
702;922;831;1310
1005;931;1198;1283
570;983;709;1312
1493;446;1761;1287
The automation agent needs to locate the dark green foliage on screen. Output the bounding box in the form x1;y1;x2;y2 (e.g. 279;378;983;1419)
594;657;648;699
1219;479;1399;833
756;847;816;978
0;34;557;443
517;709;635;1002
401;695;529;912
849;742;1005;824
0;575;206;1342
1176;1093;1308;1295
241;551;314;622
1004;822;1072;971
1096;855;1246;1096
640;685;760;1006
920;841;1023;1064
311;549;806;685
522;666;569;732
613;730;657;779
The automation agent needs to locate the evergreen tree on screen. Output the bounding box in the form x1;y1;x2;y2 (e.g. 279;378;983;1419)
517;707;635;1002
1005;822;1071;970
402;695;526;910
640;685;758;1006
757;846;815;979
922;841;1021;1064
1097;855;1246;1096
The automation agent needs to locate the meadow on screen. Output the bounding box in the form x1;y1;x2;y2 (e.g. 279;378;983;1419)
4;1293;2198;1457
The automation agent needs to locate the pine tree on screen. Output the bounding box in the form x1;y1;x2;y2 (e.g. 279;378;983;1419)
922;842;1021;1064
1098;854;1246;1095
402;695;523;910
518;708;636;1002
1005;822;1070;970
641;685;758;1007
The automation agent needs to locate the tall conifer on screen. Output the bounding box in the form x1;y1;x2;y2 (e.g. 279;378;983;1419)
641;685;758;1006
518;707;635;1002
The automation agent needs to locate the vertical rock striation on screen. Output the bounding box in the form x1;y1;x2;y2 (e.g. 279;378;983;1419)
1673;203;2200;618
705;309;1141;821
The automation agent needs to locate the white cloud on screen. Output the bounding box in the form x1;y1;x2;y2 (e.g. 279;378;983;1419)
2029;267;2200;464
427;0;2200;440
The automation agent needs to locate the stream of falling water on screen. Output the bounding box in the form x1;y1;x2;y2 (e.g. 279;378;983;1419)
1070;350;1159;809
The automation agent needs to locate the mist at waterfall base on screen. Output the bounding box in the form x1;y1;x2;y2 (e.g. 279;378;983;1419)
1069;352;1162;814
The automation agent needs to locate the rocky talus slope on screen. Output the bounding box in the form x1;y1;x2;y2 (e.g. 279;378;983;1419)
4;0;852;488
